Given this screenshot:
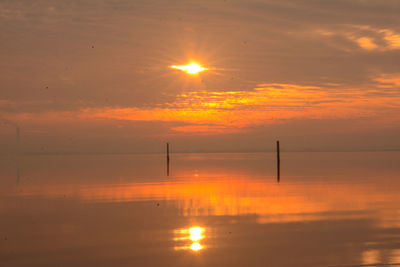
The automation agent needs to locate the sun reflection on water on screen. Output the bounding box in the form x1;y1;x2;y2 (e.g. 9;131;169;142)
190;242;203;251
189;226;203;241
174;226;205;251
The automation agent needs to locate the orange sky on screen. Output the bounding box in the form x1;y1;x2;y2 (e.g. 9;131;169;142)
0;0;400;153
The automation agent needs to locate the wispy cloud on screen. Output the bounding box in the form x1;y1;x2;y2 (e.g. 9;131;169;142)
356;37;378;51
316;25;400;52
374;74;400;89
3;80;400;134
379;29;400;50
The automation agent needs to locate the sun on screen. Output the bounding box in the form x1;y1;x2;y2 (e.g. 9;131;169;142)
170;62;207;75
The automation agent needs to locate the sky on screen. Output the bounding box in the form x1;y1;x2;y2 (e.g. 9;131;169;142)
0;0;400;154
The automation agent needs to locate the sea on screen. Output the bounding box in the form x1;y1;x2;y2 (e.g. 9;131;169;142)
0;152;399;266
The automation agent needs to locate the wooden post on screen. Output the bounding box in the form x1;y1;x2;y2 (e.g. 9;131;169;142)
166;142;170;176
167;142;170;161
277;140;280;182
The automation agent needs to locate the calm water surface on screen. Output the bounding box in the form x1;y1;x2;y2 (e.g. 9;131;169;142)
0;152;399;266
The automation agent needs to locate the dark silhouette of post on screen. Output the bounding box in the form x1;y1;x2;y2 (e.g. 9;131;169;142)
166;142;170;176
276;140;280;182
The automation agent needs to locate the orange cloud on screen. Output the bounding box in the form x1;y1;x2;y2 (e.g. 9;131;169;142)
374;73;400;88
379;29;400;50
3;81;400;134
356;37;378;50
77;82;400;132
317;25;400;51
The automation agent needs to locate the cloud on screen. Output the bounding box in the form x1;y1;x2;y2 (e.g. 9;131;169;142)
316;25;400;52
374;73;400;88
379;29;400;50
356;37;378;50
3;80;400;134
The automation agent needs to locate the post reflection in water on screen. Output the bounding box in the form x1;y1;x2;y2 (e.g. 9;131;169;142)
174;226;205;251
166;142;170;176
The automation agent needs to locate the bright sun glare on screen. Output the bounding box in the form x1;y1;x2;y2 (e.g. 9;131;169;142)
189;226;204;241
190;242;203;251
170;63;207;74
172;226;206;251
